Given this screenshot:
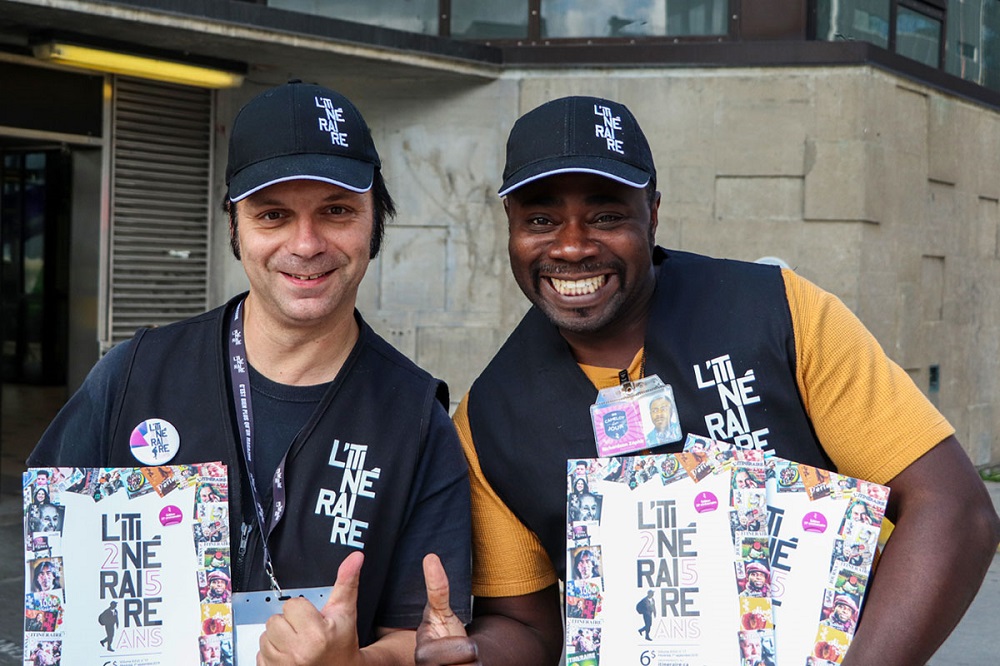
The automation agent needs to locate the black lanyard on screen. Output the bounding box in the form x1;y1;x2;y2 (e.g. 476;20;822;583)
227;298;287;593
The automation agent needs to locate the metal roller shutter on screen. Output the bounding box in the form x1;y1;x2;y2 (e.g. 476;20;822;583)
105;76;213;346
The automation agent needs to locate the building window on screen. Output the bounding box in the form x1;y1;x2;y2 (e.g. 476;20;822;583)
815;0;891;47
815;1;1000;90
451;1;530;39
945;0;1000;90
537;0;727;39
267;0;729;41
816;2;973;74
269;0;439;35
896;4;943;67
665;0;729;36
263;0;1000;94
539;0;665;38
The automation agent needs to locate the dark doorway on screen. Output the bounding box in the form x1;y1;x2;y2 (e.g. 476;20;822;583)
1;143;74;496
1;145;72;385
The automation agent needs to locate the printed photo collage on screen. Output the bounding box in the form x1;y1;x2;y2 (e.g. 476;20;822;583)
684;435;777;666
191;464;234;666
23;464;234;666
807;485;885;665
24;467;78;660
565;457;610;666
566;459;604;666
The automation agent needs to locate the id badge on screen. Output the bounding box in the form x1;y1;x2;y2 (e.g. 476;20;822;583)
589;374;682;457
233;586;329;665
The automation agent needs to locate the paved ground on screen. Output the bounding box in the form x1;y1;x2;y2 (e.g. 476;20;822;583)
0;496;26;665
0;483;997;664
929;554;1000;665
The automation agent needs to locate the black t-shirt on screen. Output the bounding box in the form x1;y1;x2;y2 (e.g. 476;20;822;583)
247;364;327;504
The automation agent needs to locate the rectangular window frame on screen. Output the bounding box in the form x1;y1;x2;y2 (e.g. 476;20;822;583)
441;0;739;44
894;0;947;67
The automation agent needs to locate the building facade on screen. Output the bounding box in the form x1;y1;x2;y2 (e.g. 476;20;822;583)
2;0;998;467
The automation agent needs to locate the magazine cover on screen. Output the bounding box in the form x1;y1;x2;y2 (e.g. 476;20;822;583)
565;453;752;665
764;459;888;665
23;464;233;666
681;435;889;665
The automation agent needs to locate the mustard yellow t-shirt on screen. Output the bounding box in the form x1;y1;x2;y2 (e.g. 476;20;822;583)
456;268;953;598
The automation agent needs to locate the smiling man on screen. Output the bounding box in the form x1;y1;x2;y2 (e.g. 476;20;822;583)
415;96;999;665
646;395;679;446
29;80;470;665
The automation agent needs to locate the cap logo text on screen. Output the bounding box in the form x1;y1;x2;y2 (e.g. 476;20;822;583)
594;104;624;155
315;96;349;148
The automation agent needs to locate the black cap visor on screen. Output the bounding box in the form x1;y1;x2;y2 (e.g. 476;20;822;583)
498;155;651;197
228;153;375;202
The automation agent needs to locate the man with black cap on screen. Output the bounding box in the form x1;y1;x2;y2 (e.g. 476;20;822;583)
415;96;999;665
29;80;471;663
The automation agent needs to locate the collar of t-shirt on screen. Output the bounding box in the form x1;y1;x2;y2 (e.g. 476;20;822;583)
577;346;645;390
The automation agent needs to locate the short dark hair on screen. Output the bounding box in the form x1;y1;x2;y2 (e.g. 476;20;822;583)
225;170;396;261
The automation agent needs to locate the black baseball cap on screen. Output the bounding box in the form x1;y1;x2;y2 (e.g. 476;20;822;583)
498;96;655;197
226;80;381;202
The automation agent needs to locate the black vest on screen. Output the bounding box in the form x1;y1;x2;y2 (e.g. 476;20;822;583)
468;248;831;580
105;295;448;646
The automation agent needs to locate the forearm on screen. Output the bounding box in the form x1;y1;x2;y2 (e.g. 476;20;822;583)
465;615;563;665
360;628;417;666
462;587;564;666
844;469;999;663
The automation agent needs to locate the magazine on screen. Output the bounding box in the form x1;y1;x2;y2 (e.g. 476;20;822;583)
764;458;888;665
565;453;762;665
681;435;890;665
23;464;233;666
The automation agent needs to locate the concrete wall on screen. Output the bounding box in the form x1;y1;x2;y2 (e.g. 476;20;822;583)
212;64;1000;466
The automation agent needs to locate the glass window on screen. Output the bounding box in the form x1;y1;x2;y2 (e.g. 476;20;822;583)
22;153;46;297
269;0;439;34
665;0;729;36
451;1;530;39
945;0;1000;90
984;0;1000;89
896;6;942;67
946;0;982;82
539;0;727;39
541;0;666;38
815;0;890;47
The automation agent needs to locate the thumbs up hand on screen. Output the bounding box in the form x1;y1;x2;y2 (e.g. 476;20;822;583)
257;551;364;665
415;553;479;666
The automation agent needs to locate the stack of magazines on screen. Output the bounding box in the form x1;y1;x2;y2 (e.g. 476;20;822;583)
564;435;887;666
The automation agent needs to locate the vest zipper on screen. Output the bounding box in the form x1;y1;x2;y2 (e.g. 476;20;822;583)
234;521;252;588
